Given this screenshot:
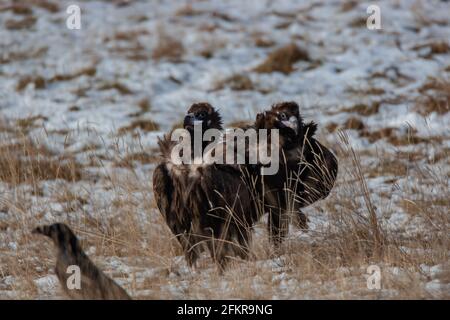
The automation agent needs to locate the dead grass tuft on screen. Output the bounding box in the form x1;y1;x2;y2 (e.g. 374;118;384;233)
342;117;365;131
152;28;184;62
30;0;59;13
0;4;33;15
346;87;386;96
16;115;48;133
113;152;159;168
5;16;36;30
0;134;83;185
367;158;409;178
340;1;358;12
415;78;450;116
68;106;80;112
129;99;151;117
215;74;254;91
0;47;47;64
349;16;367;28
113;29;150;42
118;120;160;135
254;37;275;48
98;81;133;95
227;120;253;129
412;41;450;58
16;75;46;91
360;126;442;146
48;66;97;83
254;43;309;74
175;4;235;22
341;102;381;116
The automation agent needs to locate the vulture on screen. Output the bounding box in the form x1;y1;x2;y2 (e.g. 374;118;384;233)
252;101;338;245
153;102;259;271
32;223;131;300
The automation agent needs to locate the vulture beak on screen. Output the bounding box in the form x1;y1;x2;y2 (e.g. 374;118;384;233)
183;113;204;129
281;116;298;134
184;113;195;129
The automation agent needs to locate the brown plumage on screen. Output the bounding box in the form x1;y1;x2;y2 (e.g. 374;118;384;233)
153;102;259;271
32;223;131;300
252;101;338;245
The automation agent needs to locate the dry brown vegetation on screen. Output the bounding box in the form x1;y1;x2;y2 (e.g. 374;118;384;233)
254;43;309;74
175;4;235;22
129;98;152;118
0;47;48;65
98;81;133;95
0;3;33;15
253;36;275;48
215;74;254;91
16;76;46;91
0;0;448;300
152;28;185;62
30;0;59;13
118;119;160;135
0;115;448;299
415;78;450;115
16;66;97;92
340;102;381;116
0;121;83;185
4;15;36;30
342;117;365;131
412;41;450;58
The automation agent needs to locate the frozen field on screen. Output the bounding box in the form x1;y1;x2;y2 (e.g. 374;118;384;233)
0;0;449;299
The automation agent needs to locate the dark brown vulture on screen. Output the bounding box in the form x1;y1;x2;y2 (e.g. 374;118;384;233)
251;101;338;245
152;103;259;271
32;223;131;300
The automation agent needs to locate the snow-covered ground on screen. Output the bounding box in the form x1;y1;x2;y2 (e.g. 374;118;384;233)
0;0;449;299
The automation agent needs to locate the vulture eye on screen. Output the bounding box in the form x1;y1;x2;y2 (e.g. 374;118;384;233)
279;112;287;120
196;111;207;120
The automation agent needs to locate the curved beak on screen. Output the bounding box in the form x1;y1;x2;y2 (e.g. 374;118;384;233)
183;113;195;129
281;116;298;134
184;113;203;129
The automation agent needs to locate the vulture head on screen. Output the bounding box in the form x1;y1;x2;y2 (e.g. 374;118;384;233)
269;101;303;136
183;102;223;134
255;101;305;149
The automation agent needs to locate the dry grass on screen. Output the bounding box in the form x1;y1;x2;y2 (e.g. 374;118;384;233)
118;119;160;135
342;117;365;131
16;66;96;91
340;102;381;116
0;47;48;64
16;75;46;91
16;115;48;132
98;81;133;95
412;41;450;58
254;43;309;74
253;36;275;48
29;0;59;13
215;74;254;91
415;78;450;115
175;4;235;22
0;115;448;299
5;16;37;30
411;2;448;28
152;28;184;62
113;151;159;168
360;126;442;146
0;3;33;15
128;98;152;118
0;139;83;185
